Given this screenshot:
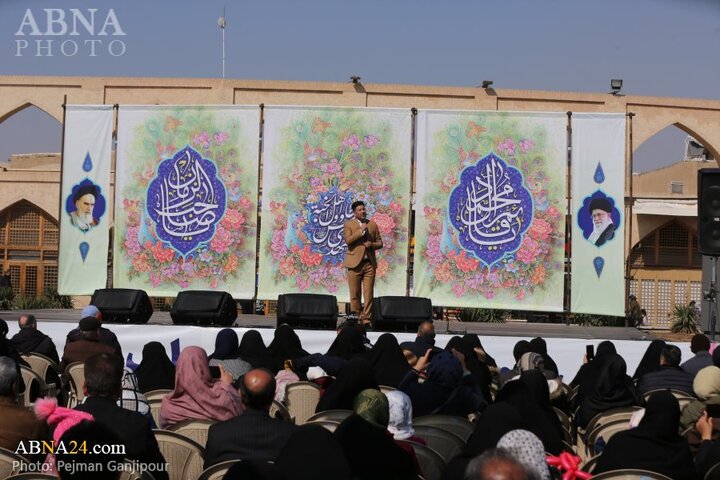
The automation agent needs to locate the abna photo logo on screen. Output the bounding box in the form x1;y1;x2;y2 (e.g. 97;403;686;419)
14;8;127;57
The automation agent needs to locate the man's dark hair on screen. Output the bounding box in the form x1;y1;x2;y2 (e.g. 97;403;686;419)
661;344;682;367
351;200;365;211
239;368;276;410
465;448;529;480
691;333;711;354
0;356;18;396
84;353;123;399
19;314;37;329
56;420;123;480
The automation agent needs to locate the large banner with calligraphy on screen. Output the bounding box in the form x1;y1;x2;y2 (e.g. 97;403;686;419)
414;110;567;310
58;105;114;295
571;113;626;316
114;106;260;297
257;106;412;301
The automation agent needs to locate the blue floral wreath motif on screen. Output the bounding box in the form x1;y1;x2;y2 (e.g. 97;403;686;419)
449;153;534;267
303;186;355;264
146;146;226;256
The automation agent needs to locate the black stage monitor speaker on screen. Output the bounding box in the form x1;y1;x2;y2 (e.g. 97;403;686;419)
170;290;237;326
90;288;153;324
277;293;338;329
699;169;720;256
372;296;433;332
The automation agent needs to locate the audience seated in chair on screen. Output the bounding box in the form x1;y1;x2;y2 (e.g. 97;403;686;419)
315;358;377;413
208;329;252;382
74;353;168;480
0;356;48;453
680;365;720;432
59;317;119;373
636;344;694;396
134;341;175;394
11;314;59;364
159;346;242;428
497;429;553;480
682;334;713;378
594;390;695;480
385;390;425;445
204;367;297;469
276;424;351;480
65;305;123;359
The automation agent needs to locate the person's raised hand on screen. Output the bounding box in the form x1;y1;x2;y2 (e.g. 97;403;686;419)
415;348;432;372
697;410;714;441
451;348;467;370
219;364;233;385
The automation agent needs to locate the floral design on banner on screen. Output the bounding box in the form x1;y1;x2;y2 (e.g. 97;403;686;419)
303;186;355;264
449;153;533;268
146;146;226;257
419;114;564;301
263;109;409;294
117;108;256;290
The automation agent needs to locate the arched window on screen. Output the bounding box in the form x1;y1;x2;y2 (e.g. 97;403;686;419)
0;201;59;295
629;221;701;268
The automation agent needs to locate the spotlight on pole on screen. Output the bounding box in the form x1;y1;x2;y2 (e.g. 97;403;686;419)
350;76;362;84
480;80;493;89
610;79;623;95
218;7;226;79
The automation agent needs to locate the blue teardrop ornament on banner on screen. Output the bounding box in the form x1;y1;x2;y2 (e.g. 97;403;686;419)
79;242;89;262
594;163;605;184
593;256;604;278
82;153;93;172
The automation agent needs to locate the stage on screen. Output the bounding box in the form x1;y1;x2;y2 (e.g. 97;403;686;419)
0;309;673;382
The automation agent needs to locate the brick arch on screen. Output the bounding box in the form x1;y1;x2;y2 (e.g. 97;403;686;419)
0;100;63;125
0;198;59;224
632;113;720;164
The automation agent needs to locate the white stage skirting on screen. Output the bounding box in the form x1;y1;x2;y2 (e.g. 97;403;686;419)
5;322;693;382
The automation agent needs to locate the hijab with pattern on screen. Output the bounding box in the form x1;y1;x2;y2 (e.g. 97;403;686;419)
353;388;389;429
385;390;415;440
497;429;552;480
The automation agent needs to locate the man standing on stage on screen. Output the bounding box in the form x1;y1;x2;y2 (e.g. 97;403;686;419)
344;201;383;327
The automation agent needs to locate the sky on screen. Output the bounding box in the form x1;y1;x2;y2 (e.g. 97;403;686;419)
0;0;718;171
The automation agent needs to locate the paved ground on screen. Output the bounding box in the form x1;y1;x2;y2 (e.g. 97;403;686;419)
0;309;657;341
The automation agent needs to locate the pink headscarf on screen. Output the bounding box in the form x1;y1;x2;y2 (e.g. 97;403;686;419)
159;346;243;428
35;397;95;442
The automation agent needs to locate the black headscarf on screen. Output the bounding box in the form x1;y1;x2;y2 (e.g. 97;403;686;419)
632;339;666;380
713;346;720;368
462;334;497;368
365;333;410;388
333;414;418;480
575;354;642;429
315;358;377;413
267;324;309;373
208;328;240;360
495;373;565;455
277;424;351;480
134;341;176;393
570;341;617;407
595;391;695;480
326;325;367;360
222;459;283;480
238;330;273;370
441;403;525;480
445;336;492;402
529;337;559;376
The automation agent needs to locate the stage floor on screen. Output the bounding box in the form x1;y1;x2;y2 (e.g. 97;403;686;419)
0;309;655;341
0;309;667;381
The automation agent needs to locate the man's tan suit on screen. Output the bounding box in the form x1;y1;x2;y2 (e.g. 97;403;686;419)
343;218;383;321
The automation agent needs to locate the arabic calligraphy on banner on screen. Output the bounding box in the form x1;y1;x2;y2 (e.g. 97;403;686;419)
449;153;533;267
303;186;355;263
414;111;566;310
257;107;411;301
114;106;260;297
147;146;226;256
